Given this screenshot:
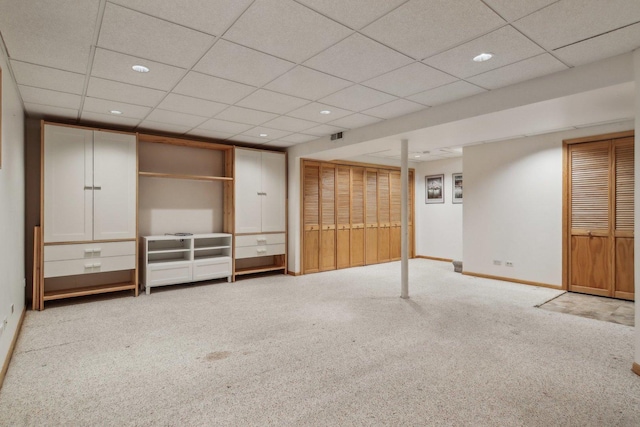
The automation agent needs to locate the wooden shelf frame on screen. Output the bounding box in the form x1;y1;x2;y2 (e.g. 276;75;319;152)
138;171;233;182
43;281;137;301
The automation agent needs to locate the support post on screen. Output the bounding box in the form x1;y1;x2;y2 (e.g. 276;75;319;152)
401;138;409;299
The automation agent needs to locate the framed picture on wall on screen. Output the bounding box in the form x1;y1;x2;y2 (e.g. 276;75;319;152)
452;173;463;204
425;174;444;204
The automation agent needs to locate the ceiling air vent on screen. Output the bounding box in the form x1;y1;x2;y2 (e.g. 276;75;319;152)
330;132;343;141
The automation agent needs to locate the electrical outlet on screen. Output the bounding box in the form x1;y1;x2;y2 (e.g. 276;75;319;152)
493;260;502;266
505;261;513;267
11;304;14;314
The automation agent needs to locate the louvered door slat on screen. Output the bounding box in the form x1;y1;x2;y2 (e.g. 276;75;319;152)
615;140;634;231
337;167;350;225
352;168;364;224
390;172;401;223
366;171;378;224
571;146;609;230
378;171;390;224
321;166;335;225
303;164;319;226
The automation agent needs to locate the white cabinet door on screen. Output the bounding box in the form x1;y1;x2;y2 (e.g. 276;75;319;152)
43;125;93;243
261;151;286;232
93;131;137;240
235;148;262;234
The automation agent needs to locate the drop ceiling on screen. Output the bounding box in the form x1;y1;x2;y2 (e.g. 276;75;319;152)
0;0;639;156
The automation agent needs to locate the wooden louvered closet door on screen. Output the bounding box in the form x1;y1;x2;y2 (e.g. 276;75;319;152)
320;164;336;271
390;171;401;260
378;170;391;262
365;169;378;264
568;138;634;300
336;166;351;269
303;162;320;273
351;167;366;267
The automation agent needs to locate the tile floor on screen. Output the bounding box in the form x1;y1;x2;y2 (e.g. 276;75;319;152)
538;292;635;326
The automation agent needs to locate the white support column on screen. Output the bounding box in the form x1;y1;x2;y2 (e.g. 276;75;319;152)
633;49;640;377
401;138;409;299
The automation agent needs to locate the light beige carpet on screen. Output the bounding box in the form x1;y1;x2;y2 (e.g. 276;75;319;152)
1;259;639;426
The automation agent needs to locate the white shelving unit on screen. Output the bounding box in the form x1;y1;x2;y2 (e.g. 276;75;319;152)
141;233;232;294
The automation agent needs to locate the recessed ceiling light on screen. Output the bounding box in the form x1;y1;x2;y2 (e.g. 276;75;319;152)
414;155;421;158
320;110;331;115
132;65;150;73
110;110;123;115
259;133;268;137
473;52;493;62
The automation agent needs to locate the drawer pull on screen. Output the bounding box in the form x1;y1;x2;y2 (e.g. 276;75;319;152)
84;249;93;255
93;248;101;253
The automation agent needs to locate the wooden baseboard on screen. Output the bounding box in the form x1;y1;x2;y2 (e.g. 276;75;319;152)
462;271;562;290
633;362;640;377
0;306;26;390
287;271;302;276
416;255;454;263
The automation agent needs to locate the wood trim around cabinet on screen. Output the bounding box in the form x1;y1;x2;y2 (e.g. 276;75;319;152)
43;120;136;136
462;271;562;290
0;306;25;390
564;130;634;146
632;362;640;377
287;270;301;276
137;133;233;151
43;238;137;246
416;255;453;263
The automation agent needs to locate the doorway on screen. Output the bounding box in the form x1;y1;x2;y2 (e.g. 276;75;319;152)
564;131;634;300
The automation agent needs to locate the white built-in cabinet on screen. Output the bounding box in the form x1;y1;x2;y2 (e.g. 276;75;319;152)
36;123;138;309
234;147;287;276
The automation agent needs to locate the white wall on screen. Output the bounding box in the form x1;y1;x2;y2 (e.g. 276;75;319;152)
632;48;640;371
463;121;633;286
0;49;26;372
415;157;463;261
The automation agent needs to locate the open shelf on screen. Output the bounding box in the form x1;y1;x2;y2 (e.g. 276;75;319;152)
139;171;232;182
194;246;230;251
194;253;231;261
148;248;190;254
234;264;286;276
44;281;136;301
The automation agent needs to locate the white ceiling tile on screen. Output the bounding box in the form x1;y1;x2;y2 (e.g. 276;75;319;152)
186;128;235;140
98;3;215;68
198;118;254;134
156;94;229;117
287;102;353;123
305;124;346;137
264;66;352;100
261;116;319;132
18;86;81;109
87;77;167;107
109;0;253;35
423;26;545;78
320;85;397;112
554;22;640;67
80;111;142;128
145;109;208;127
482;0;558;22
223;0;353;63
362;99;426;119
513;0;640;50
362;63;457;97
214;106;278;125
295;0;409;29
9;61;85;95
91;48;186;91
229;135;270;144
82;97;151;119
194;39;295;87
263;140;295;148
328;113;382;129
241;127;292;140
0;0;99;73
279;133;318;143
304;33;413;83
408;80;486;106
362;0;506;59
173;72;256;104
467;53;568;90
137;120;193;134
23;103;78;119
236;90;310;114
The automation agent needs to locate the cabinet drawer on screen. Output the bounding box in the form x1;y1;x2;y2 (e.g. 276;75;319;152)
147;262;192;286
44;255;135;278
44;241;136;262
235;243;285;259
235;233;286;247
193;257;231;281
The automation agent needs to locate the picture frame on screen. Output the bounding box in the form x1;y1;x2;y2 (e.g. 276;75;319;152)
425;174;444;204
452;173;463;204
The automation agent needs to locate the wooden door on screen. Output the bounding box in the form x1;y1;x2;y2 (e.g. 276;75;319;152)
377;170;391;262
43;125;93;243
303;162;320;273
365;169;378;264
568;138;634;300
93;131;137;241
261;151;286;233
390;171;401;260
320;164;336;271
336;166;351;269
409;171;415;257
235;148;262;234
351;167;365;267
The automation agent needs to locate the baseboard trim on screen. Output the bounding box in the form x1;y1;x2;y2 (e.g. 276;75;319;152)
416;255;453;263
287;270;302;276
632;363;640;377
0;306;26;390
462;271;562;290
